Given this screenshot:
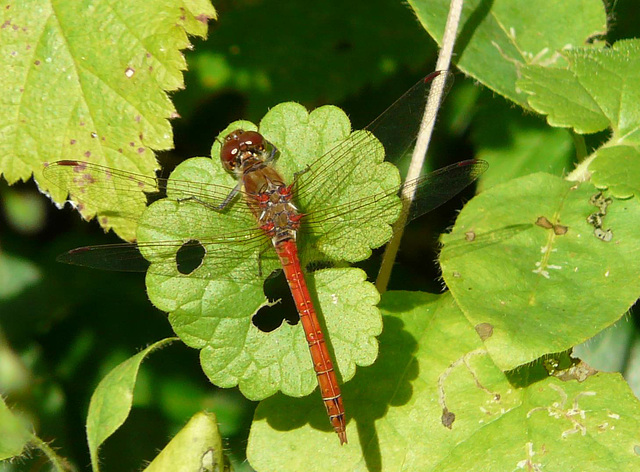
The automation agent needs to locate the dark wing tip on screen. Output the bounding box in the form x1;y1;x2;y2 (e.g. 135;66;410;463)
54;160;81;166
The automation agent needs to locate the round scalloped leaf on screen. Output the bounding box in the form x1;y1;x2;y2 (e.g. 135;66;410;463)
139;102;398;399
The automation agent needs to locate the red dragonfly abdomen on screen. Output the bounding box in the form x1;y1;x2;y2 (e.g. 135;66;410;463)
226;128;348;444
275;239;347;445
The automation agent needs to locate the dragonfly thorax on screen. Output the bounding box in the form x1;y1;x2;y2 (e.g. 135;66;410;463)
249;173;302;246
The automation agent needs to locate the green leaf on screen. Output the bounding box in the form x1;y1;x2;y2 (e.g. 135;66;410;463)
248;291;640;470
518;40;640;199
138;103;398;401
0;0;216;241
0;396;31;460
410;0;607;108
86;337;176;472
1;187;47;233
520;40;640;136
589;146;640;199
143;411;229;472
0;252;41;300
440;173;640;371
148;266;381;400
574;317;635;374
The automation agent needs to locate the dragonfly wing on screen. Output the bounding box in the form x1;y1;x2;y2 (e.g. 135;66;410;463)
404;159;489;222
44;160;159;241
58;232;277;285
300;159;487;263
295;71;454;201
57;243;150;272
43;159;256;241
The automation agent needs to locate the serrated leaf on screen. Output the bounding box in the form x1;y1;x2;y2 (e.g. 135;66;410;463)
440;173;640;371
138;103;397;400
518;40;640;200
144;411;229;472
0;0;216;241
519;40;640;135
248;291;640;471
86;337;176;472
0;396;31;460
410;0;607;108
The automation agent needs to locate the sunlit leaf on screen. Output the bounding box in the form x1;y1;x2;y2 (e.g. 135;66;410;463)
410;0;607;108
440;173;640;371
0;0;216;240
144;411;229;472
0;396;31;460
139;103;398;400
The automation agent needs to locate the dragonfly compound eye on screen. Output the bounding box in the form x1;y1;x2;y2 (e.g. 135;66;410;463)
221;129;266;172
220;129;244;171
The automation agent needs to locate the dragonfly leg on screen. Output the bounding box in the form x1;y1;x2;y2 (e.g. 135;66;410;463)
176;195;219;211
175;181;241;212
215;182;243;210
293;164;310;181
283;165;311;194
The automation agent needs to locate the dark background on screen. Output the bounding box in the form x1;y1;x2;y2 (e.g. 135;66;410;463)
1;0;637;470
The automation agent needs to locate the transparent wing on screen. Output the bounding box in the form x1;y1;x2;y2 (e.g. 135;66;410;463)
43;159;258;232
296;71;454;206
55;232;277;286
47;71;485;278
299;159;487;263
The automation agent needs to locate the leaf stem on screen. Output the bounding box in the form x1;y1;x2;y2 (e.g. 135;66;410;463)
376;0;465;293
571;131;588;161
30;434;73;472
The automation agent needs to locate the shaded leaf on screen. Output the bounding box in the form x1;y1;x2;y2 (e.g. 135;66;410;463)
248;291;640;471
178;0;435;120
0;253;41;300
471;95;575;190
86;337;176;472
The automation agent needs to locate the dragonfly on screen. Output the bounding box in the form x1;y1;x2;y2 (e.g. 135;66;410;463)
44;71;487;445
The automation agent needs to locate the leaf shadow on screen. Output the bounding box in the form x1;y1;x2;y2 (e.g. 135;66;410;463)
455;0;495;63
253;315;417;470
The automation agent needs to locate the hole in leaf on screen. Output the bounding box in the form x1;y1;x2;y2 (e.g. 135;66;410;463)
252;270;299;332
176;240;206;275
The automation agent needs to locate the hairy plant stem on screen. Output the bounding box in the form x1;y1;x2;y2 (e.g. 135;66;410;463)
376;0;465;293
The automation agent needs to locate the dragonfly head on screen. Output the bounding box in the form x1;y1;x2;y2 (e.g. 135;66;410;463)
220;129;266;173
